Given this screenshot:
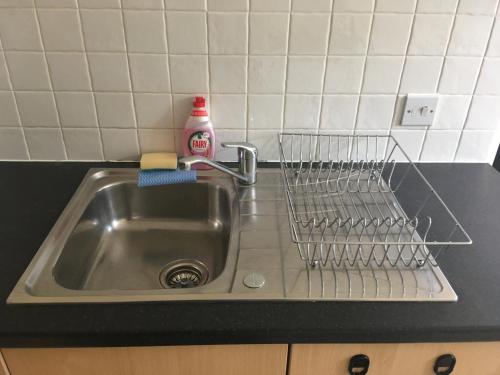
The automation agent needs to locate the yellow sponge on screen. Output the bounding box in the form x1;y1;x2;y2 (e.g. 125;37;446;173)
140;152;178;170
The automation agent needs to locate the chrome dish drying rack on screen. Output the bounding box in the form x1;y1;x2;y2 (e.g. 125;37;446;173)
278;133;471;301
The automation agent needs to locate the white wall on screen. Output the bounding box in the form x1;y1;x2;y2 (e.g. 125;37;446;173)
0;0;499;162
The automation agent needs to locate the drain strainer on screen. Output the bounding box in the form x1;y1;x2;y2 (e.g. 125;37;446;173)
159;260;209;289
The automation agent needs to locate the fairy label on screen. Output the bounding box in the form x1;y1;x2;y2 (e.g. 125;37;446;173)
188;131;211;156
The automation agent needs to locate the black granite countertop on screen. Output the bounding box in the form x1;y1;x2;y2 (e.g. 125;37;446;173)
0;162;499;347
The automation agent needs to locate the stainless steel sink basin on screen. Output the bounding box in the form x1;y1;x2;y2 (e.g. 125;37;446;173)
8;169;240;303
55;181;232;291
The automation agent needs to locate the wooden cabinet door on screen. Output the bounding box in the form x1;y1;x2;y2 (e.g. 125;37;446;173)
289;343;500;375
2;344;287;375
0;351;9;375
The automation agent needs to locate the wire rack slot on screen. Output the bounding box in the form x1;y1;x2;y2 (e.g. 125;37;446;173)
279;133;471;270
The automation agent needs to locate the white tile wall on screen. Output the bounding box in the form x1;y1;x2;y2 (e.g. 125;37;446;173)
362;56;404;93
166;12;206;54
329;14;371;55
248;94;283;130
284;94;321;129
286;56;326;93
420;130;461;161
87;53;131;91
24;127;66;159
399;56;443;93
0;0;498;162
0;91;19;126
249;13;289;55
391;128;427;160
320;95;358;130
38;9;84;51
368;14;413;55
416;0;457;13
134;93;173;128
289;13;330;55
46;52;92;90
209;55;247;93
94;92;135;128
408;14;454;55
124;10;167;53
55;92;98;127
16;92;59;127
80;9;126;51
63;128;102;160
6;52;51;90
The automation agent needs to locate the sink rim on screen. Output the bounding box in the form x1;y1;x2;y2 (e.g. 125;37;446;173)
7;168;241;304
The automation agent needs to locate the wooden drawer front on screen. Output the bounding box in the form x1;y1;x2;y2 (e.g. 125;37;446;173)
290;343;500;375
1;344;287;375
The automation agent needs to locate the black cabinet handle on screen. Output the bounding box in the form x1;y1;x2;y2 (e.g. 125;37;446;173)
348;354;370;374
434;354;456;374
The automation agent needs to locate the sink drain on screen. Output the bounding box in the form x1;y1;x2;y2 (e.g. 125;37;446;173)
159;260;209;289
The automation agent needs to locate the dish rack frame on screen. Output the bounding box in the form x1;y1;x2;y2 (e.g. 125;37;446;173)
278;133;471;270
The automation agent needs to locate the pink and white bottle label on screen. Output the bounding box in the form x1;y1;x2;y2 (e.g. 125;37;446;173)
188;131;212;157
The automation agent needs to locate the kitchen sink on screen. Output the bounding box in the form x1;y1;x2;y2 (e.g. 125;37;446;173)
8;168;458;303
8;169;240;303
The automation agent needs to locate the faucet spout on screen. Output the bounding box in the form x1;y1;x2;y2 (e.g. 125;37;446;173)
179;142;258;185
179;156;250;183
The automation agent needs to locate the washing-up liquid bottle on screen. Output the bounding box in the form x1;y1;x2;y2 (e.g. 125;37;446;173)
182;96;215;170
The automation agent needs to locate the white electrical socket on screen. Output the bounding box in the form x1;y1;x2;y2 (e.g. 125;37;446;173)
401;94;439;126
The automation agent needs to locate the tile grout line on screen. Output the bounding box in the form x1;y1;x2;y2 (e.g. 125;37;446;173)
163;8;176;153
0;50;491;58
0;40;31;159
205;3;214;149
76;0;105;160
0;4;425;12
0;125;254;131
5;88;427;95
120;0;142;159
33;3;68;160
281;0;292;133
429;0;465;161
390;0;423;159
452;0;500;162
390;0;420;116
3;6;449;15
351;0;377;136
245;1;250;142
418;0;461;161
316;0;335;135
1;88;497;96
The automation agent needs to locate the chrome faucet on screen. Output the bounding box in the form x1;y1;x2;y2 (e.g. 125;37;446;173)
179;142;258;185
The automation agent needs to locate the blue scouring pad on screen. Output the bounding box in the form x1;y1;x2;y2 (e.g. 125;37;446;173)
138;169;197;187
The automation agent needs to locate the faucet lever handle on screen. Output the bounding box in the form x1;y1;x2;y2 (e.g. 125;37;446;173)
221;142;258;159
220;141;258;185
